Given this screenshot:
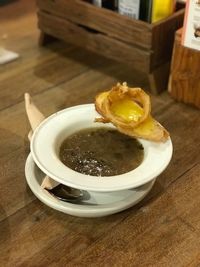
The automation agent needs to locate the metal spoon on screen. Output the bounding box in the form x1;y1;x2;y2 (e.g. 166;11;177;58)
46;184;89;203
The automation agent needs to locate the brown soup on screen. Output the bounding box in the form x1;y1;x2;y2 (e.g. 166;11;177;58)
59;127;144;177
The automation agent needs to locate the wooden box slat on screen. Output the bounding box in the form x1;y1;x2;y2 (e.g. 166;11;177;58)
37;0;152;50
168;28;200;108
36;0;185;94
38;11;152;72
152;9;185;68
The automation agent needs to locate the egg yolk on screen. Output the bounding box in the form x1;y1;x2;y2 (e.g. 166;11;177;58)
134;116;155;135
111;97;144;122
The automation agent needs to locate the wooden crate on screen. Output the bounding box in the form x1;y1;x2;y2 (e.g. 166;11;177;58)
36;0;184;94
168;28;200;108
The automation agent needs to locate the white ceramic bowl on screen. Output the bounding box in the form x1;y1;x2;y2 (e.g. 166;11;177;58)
31;104;173;192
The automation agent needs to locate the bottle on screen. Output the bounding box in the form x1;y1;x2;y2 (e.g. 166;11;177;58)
93;0;117;10
118;0;140;19
151;0;175;23
139;0;152;22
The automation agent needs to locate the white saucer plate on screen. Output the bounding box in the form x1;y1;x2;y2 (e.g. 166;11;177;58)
25;154;155;218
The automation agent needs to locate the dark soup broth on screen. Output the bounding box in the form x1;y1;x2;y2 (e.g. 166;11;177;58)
59;127;144;177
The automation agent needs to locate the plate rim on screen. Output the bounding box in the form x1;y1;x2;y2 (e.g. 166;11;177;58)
25;153;155;217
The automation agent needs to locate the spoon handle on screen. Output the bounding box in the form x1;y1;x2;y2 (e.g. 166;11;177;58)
25;93;45;131
41;176;60;190
25;93;59;190
28;130;59;189
25;95;85;203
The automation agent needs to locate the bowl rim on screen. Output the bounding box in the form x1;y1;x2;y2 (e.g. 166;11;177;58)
31;104;173;192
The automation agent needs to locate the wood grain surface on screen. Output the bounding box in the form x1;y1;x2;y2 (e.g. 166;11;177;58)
169;28;200;109
36;0;152;49
36;0;185;93
151;9;184;68
0;1;200;267
37;11;152;72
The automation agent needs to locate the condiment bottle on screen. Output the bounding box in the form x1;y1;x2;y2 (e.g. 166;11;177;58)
118;0;140;19
139;0;152;22
151;0;175;23
93;0;117;10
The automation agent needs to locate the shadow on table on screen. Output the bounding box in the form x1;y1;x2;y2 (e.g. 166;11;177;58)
33;40;149;93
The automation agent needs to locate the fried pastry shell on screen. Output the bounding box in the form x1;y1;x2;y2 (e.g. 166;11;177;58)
95;83;169;142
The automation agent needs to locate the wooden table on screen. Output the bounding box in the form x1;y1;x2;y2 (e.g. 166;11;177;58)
0;1;200;266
